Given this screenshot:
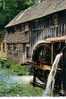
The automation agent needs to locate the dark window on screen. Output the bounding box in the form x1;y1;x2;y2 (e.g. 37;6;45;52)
26;47;30;58
23;44;25;53
13;44;17;51
12;44;18;56
7;27;16;33
7;44;12;50
7;44;12;54
16;24;22;32
22;24;25;31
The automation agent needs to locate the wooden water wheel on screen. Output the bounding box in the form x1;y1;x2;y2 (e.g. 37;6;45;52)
31;41;51;87
31;41;64;93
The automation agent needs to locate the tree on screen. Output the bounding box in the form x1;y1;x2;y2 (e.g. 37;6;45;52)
16;0;33;11
0;0;34;30
0;0;18;28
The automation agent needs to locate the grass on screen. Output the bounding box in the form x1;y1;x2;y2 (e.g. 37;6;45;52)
0;59;44;96
7;84;43;96
0;59;30;75
0;82;44;96
9;63;29;75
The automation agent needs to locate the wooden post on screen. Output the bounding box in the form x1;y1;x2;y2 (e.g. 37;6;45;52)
51;43;53;64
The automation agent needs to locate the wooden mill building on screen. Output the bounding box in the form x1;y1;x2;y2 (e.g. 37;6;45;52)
4;0;66;64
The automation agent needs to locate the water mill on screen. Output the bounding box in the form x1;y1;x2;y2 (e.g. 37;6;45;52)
31;40;66;96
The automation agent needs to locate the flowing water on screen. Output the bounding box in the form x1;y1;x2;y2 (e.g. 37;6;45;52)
43;53;63;96
0;69;33;87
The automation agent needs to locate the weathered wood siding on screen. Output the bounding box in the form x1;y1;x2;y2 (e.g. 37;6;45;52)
5;10;66;64
31;11;66;48
5;23;31;64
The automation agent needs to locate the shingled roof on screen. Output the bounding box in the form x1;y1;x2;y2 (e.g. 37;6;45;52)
5;0;66;28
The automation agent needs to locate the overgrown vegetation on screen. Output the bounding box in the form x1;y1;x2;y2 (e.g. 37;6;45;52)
0;59;30;75
0;82;43;96
0;0;44;96
0;59;43;96
0;0;35;29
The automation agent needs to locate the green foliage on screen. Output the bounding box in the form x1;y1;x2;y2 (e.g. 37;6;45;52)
16;0;33;11
0;82;43;96
0;59;43;96
0;0;18;27
0;59;29;75
0;0;35;29
0;0;43;32
10;64;29;76
7;59;29;75
10;84;43;96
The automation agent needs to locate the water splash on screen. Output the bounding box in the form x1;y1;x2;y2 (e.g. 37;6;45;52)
43;53;63;96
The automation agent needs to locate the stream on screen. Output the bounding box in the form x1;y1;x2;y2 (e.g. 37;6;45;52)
0;69;33;87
